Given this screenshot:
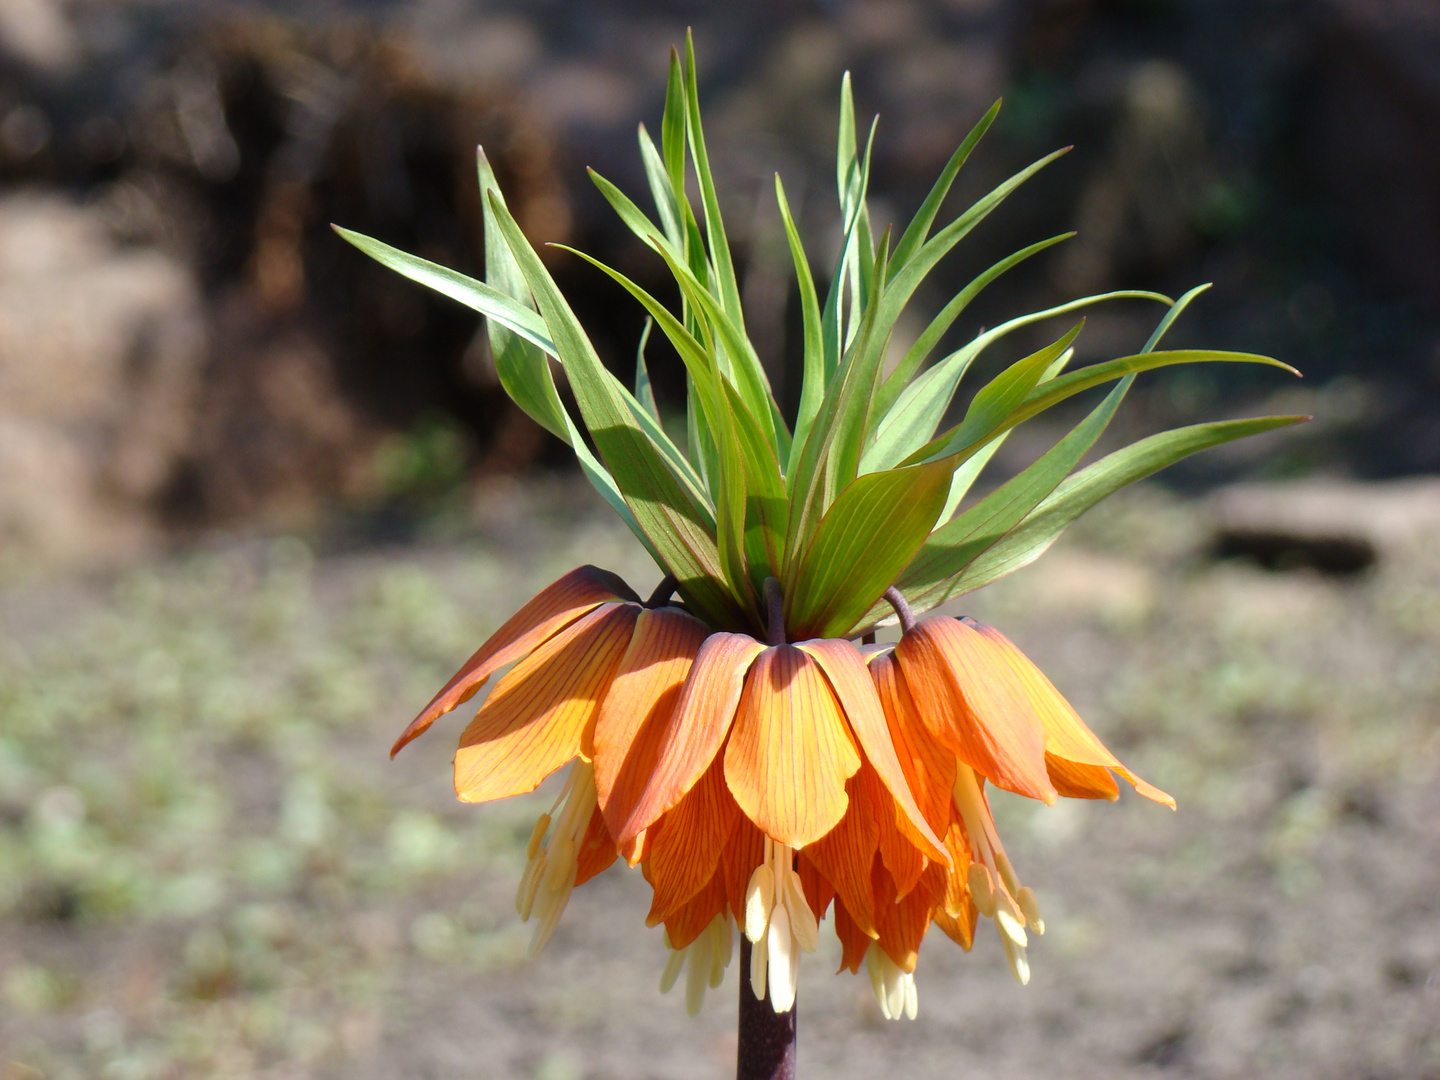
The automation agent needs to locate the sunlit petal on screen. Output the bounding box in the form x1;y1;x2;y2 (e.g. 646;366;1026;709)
393;566;635;756
799;638;947;861
453;602;639;802
962;618;1174;808
724;645;861;848
896;617;1056;803
620;632;766;844
592;606;711;840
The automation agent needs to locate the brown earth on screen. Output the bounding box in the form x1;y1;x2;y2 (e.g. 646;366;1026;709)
1;477;1437;1079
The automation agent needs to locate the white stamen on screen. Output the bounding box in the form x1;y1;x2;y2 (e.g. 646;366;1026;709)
750;925;769;1000
1017;886;1044;935
766;905;796;1012
863;944;919;1022
745;864;775;943
518;760;597;957
659;937;686;994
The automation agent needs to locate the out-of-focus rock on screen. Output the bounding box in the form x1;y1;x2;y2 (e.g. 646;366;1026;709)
0;193;203;572
1209;479;1440;573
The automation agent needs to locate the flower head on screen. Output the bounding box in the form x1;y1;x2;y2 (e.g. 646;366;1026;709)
349;34;1302;1022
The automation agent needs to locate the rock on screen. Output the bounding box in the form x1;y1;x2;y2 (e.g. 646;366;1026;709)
1208;479;1440;573
0;193;203;573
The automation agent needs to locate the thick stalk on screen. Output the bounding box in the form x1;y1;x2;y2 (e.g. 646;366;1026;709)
737;938;796;1080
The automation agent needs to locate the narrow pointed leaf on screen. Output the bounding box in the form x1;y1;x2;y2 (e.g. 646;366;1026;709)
933;414;1310;599
487;194;745;628
888;99;1002;275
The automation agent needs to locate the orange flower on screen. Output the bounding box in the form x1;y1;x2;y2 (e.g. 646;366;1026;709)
394;566;1172;1021
392;565;709;955
605;624;950;1014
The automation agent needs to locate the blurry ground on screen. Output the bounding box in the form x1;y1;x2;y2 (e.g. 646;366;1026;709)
2;477;1438;1080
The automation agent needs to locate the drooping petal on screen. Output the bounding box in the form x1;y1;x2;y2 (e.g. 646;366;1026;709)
868;648;958;849
724;645;862;849
833;893;873;974
722;817;766;924
803;768;880;938
454;602;639;803
620;632;767;844
1046;753;1120;801
798;638;948;862
874;859;945;973
896;617;1056;803
933;820;978;950
591;606;711;839
393;566;636;756
575;803;618;886
646;759;740;924
962;618;1174;808
663;871;729;951
796;853;835;923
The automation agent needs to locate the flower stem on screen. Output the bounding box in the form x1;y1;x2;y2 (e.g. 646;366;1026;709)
737;937;796;1080
763;578;786;647
645;574;679;608
883;586;916;634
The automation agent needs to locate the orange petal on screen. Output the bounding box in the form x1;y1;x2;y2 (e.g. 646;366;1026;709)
620;632;766;843
896;617;1056;803
575;803;618;886
722;816;766;923
833;892;873;974
963;618;1174;808
453;602;638;802
934;821;977;948
663;871;729;951
874;859;944;973
1047;753;1120;801
591;606;711;838
797;853;834;921
868;649;958;851
803;768;880;938
393;566;635;756
645;759;739;925
724;644;862;848
798;638;948;863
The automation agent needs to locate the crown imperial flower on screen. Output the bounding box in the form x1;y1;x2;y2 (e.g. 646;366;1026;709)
342;29;1304;1075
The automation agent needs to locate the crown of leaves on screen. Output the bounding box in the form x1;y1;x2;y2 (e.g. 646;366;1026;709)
337;33;1302;640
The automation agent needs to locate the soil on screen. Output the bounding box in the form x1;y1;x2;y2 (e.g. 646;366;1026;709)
1;477;1438;1079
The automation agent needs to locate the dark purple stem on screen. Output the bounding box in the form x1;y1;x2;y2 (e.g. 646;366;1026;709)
884;586;916;634
763;577;786;647
645;574;679;608
737;938;796;1080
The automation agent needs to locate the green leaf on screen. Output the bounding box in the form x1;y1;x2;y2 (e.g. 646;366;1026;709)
873;232;1073;419
775;174;824;474
637;126;684;247
882;375;1133;622
912;348;1299;465
559;243;759;618
722;380;789;589
634;318;658;422
684;30;744;330
474;149;573;443
888;99;1002;275
865;290;1168;473
333;226;553;357
788;457;957;639
487;192;745;628
662;48;687;208
933;414;1309;599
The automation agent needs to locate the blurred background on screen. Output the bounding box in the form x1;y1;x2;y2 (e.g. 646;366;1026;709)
1;1;1438;1077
